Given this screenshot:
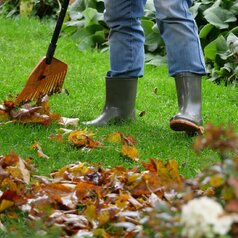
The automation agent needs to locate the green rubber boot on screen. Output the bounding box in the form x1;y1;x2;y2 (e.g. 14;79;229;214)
170;73;204;135
83;77;137;126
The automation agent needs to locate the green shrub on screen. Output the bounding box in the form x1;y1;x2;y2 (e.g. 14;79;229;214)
62;0;107;51
191;0;238;85
0;0;63;18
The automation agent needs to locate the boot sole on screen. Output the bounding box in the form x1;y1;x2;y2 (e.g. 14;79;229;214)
170;118;204;136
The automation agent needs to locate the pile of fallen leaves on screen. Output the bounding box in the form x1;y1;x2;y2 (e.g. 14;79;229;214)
0;151;183;237
0;124;238;237
0;124;237;237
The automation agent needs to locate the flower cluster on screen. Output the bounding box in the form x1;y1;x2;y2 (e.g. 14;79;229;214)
181;197;237;238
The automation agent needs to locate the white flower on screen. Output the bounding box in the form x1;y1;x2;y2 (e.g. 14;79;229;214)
213;215;233;235
181;197;234;238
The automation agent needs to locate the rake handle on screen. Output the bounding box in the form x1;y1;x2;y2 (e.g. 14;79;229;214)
45;0;70;64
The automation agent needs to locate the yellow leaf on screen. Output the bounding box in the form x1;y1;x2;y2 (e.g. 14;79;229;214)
84;204;97;222
0;199;14;213
69;163;89;175
121;145;139;161
210;175;224;188
106;132;122;143
93;228;111;238
68;130;100;148
165;160;182;184
98;210;110;226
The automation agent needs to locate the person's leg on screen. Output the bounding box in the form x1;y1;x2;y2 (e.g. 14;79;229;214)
104;0;146;78
154;0;206;134
84;0;146;126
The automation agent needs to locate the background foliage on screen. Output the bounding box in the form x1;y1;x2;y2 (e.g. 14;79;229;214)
191;0;238;85
0;0;238;85
0;0;63;18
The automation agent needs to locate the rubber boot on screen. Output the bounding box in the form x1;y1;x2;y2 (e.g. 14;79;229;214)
170;73;204;135
83;77;137;126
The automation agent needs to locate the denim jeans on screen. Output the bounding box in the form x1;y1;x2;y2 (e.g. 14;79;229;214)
104;0;206;77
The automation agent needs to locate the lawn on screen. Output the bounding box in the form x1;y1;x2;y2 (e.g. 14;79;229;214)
1;17;238;177
0;16;238;237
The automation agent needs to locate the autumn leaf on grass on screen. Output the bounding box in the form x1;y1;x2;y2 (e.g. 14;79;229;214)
48;133;65;143
68;129;101;149
0;199;14;213
58;117;79;127
121;145;139;161
106;132;122;144
142;159;183;190
0;96;61;126
107;132;139;161
121;134;137;146
0;101;14;124
0;189;27;212
2;100;16;112
0;106;9;121
49;128;73;143
11;105;51;126
2;152;31;185
106;132;137;146
32;141;49;159
50;163;91;179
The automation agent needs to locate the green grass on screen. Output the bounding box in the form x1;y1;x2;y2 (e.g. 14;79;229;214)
1;16;238;179
1;15;238;238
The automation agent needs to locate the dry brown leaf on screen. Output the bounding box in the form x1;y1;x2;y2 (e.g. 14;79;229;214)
0;108;9;120
5;159;30;184
48;133;65;143
32;142;49;159
0;97;60;126
17;157;31;184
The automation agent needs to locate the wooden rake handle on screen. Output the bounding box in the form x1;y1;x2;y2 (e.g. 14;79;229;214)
45;0;70;65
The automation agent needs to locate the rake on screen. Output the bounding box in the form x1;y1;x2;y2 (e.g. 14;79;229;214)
15;0;70;105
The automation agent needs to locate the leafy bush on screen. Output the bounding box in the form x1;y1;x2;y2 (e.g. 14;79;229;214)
62;0;107;51
191;0;238;85
0;0;63;18
62;0;167;64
